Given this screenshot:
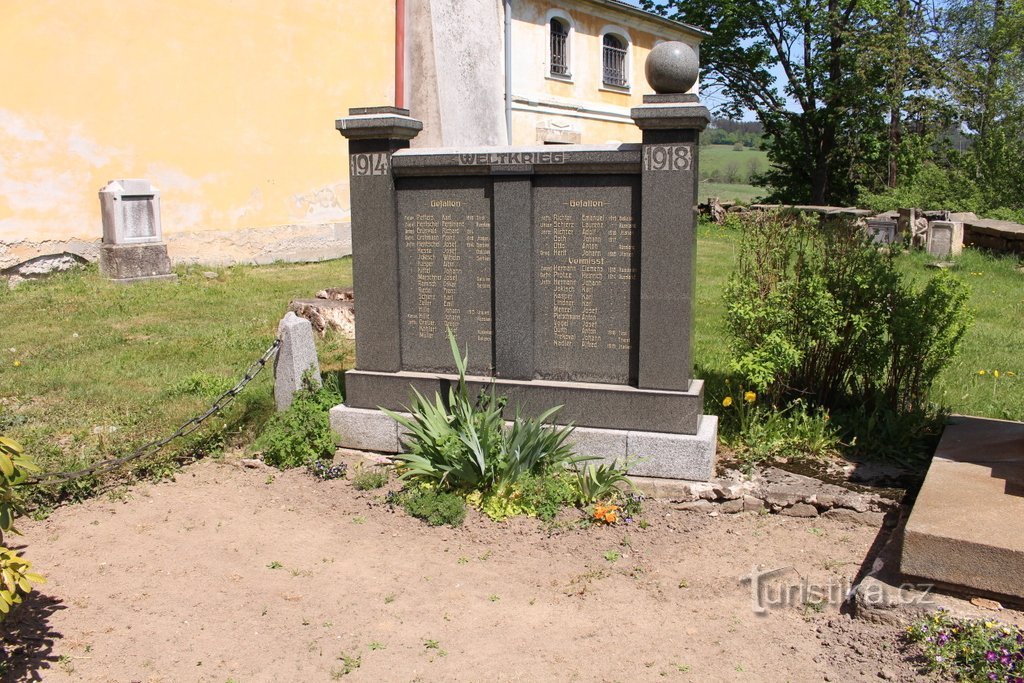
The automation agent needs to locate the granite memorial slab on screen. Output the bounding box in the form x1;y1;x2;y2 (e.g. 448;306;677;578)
333;42;718;480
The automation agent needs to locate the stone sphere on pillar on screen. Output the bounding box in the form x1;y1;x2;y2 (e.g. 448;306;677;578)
645;41;699;94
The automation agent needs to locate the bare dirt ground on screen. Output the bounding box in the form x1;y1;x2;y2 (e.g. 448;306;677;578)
5;458;934;682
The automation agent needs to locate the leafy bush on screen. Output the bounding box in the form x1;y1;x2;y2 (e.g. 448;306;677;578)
575;461;635;505
908;610;1024;682
393;488;466;527
0;436;44;621
723;211;972;463
722;211;973;461
254;377;338;470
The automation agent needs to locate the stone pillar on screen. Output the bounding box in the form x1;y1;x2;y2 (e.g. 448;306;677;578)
274;312;322;411
335;107;423;372
630;43;710;392
98;179;176;284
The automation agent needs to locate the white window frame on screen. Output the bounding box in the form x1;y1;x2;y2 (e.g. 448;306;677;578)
545;9;575;82
599;24;632;93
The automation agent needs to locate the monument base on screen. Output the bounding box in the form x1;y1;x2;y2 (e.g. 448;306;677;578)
99;243;175;283
330;404;718;482
343;369;704;434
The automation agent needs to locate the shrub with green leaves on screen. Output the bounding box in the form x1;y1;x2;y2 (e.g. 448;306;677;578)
0;436;45;621
723;211;972;463
254;377;339;470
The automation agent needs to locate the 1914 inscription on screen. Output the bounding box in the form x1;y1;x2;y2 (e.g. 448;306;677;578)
534;176;640;384
396;177;493;373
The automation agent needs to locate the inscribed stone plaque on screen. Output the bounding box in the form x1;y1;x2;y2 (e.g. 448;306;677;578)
533;175;640;384
866;219;897;245
396;176;493;373
120;196;157;241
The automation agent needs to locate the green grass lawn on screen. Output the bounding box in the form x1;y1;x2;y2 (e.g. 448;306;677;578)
0;262;353;499
0;233;1019;495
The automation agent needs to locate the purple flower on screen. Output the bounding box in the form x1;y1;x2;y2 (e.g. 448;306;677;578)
938;633;950;645
990;652;1000;662
1003;656;1014;666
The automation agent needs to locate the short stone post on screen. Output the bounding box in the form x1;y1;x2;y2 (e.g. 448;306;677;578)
630;42;710;391
98;179;176;284
274;312;321;411
335;107;422;373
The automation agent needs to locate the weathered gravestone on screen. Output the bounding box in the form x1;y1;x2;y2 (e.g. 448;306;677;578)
926;220;964;257
98;179;176;284
866;218;898;245
330;43;718;481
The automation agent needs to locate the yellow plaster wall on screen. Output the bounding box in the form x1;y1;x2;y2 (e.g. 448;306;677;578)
0;0;393;257
510;0;700;145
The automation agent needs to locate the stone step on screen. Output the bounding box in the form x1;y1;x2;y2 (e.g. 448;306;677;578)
901;415;1024;601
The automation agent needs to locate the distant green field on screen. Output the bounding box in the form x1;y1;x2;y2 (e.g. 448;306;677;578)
697;144;769;204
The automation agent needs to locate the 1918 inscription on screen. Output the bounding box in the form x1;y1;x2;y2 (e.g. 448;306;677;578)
533;176;640;384
396;177;493;373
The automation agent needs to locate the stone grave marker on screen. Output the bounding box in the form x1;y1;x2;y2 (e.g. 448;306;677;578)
926;220;964;257
866;218;898;244
330;43;718;481
98;179;176;284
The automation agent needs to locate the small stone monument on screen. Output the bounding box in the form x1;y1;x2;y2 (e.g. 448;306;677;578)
926;220;964;257
98;179;176;284
866;218;898;244
274;312;322;411
330;42;719;481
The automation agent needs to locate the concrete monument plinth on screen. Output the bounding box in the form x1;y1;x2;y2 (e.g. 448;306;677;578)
98;179;176;284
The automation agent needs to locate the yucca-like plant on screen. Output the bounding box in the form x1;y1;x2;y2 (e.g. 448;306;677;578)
575;460;637;504
383;331;587;494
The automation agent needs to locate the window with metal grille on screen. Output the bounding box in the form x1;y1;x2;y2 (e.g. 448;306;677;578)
550;19;569;76
602;34;627;87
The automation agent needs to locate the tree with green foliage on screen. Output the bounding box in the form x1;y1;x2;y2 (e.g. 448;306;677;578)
941;0;1024;211
641;0;941;205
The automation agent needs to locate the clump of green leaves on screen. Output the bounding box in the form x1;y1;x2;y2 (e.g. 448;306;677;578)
391;488;466;527
0;436;45;621
351;465;388;491
254;375;339;470
718;391;840;469
723;211;972;465
384;332;602;521
908;610;1024;682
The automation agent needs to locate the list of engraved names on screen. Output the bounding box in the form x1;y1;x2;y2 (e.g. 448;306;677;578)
534;178;639;384
396;180;492;372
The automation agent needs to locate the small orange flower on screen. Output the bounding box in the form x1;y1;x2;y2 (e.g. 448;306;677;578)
605;510;618;523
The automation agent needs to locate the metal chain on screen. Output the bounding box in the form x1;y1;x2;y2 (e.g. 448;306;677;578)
27;338;281;486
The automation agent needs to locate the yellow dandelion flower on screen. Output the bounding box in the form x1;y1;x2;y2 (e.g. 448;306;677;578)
994;370;1001;378
744;391;757;403
978;369;986;375
12;360;20;367
722;396;733;407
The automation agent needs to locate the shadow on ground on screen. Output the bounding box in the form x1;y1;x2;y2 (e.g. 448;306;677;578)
1;586;65;682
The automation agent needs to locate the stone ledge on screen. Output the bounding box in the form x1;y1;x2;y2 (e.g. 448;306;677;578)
329;404;718;481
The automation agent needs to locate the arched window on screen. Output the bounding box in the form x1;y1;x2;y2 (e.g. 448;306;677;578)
602;33;628;87
550;18;569;76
